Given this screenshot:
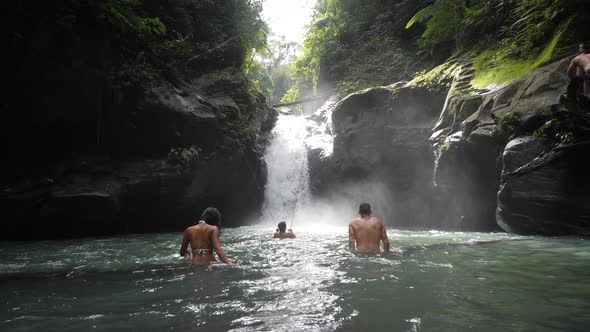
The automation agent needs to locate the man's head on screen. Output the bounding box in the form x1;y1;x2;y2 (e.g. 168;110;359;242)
359;203;371;216
201;207;221;227
277;221;287;232
579;43;590;54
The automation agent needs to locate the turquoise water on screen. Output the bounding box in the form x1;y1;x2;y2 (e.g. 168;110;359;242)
1;226;589;331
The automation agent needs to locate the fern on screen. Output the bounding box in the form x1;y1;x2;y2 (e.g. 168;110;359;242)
405;0;467;51
405;5;436;29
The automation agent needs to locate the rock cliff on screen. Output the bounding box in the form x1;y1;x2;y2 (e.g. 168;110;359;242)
308;84;445;228
1;70;277;239
309;55;590;235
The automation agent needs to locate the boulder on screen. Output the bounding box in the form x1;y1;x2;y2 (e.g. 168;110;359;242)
325;84;445;227
332;84;443;175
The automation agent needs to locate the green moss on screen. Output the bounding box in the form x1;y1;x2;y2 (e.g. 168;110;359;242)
409;61;459;88
168;146;202;169
471;16;573;88
471;51;534;88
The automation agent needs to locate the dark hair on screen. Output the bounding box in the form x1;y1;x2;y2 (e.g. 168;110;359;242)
581;43;590;53
201;207;221;227
277;221;287;232
359;203;371;216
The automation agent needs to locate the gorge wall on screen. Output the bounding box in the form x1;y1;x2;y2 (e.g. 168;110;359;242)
298;0;590;236
0;67;277;240
307;56;590;235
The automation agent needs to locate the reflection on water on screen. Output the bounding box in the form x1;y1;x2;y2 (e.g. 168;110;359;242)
1;226;590;331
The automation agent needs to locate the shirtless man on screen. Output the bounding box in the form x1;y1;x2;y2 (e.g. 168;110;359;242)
179;207;230;264
274;221;296;239
348;203;390;253
568;43;590;99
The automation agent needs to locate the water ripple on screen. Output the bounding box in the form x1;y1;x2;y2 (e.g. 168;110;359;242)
1;227;589;331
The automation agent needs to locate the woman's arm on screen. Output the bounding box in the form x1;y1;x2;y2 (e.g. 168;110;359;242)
348;224;356;252
179;230;189;257
212;227;230;264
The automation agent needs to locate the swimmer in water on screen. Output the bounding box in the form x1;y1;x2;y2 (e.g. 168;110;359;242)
179;207;230;264
348;203;390;254
274;221;296;239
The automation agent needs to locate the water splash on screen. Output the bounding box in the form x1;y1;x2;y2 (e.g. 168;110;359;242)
261;115;311;226
305;95;339;158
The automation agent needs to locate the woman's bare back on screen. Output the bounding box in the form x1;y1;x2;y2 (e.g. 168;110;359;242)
179;222;230;265
185;224;216;264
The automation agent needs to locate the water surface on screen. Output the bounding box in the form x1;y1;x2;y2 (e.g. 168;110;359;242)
1;226;589;331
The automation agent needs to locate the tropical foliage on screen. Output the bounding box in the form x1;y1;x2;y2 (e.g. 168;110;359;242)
284;0;588;100
7;0;268;87
246;35;300;105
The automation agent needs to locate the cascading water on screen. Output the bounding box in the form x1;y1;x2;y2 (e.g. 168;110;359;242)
261;114;311;226
261;96;391;227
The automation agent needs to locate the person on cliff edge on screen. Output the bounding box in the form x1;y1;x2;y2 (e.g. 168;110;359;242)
348;203;390;254
568;43;590;100
179;207;230;265
274;221;296;239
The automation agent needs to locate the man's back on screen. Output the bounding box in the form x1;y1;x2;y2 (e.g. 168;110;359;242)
574;53;590;71
274;230;296;239
349;216;390;253
569;52;590;80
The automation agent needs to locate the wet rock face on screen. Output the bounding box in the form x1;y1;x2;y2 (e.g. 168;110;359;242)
431;56;577;232
305;96;338;197
325;84;445;228
105;81;220;159
332;85;443;175
433;137;504;231
497;137;590;236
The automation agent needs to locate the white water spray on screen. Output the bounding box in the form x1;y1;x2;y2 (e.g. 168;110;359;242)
261;114;311;226
261;98;395;228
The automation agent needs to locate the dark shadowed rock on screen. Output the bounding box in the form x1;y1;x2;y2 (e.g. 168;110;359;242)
105;80;220;158
0;67;277;239
433;134;504;231
332;84;443;174
497;137;590;235
1;148;270;239
40;192;120;237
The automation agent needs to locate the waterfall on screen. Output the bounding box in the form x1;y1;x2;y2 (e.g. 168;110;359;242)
261;96;363;228
261;114;311;226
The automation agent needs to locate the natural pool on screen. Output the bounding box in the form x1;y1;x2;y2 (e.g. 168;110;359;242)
1;226;589;331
